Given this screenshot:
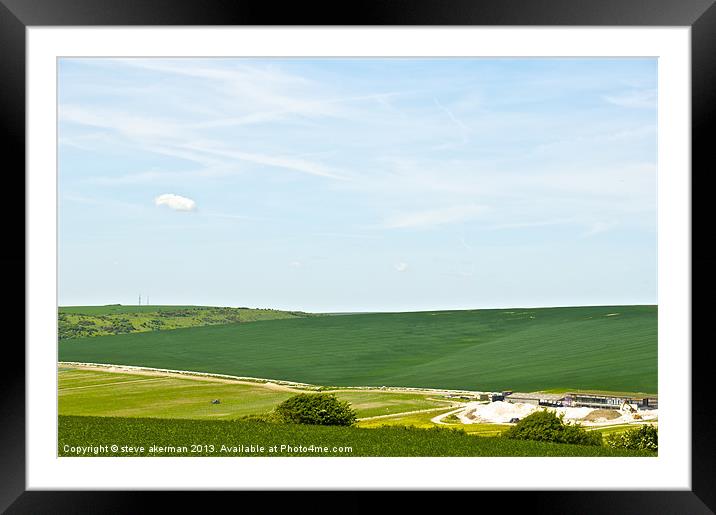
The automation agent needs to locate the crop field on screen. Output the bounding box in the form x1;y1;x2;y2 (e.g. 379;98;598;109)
357;408;511;436
58;368;454;420
592;422;658;436
357;407;457;429
326;391;455;418
59;305;657;393
452;423;511;437
57;416;654;457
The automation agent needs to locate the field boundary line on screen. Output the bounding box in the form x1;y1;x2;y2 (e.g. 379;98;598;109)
57;361;490;396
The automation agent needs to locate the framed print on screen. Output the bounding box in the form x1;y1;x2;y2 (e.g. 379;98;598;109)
3;0;714;512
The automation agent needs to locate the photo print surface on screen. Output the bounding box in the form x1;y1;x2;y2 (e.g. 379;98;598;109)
58;57;658;457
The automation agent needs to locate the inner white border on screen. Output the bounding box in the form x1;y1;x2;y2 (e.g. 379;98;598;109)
27;27;691;490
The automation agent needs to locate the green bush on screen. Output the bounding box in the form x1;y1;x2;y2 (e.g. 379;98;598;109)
275;393;357;426
502;409;602;446
604;425;657;452
238;412;282;424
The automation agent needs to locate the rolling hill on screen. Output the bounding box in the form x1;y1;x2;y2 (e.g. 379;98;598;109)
58;305;657;393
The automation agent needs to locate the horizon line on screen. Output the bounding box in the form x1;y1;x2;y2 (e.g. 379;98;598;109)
58;302;658;314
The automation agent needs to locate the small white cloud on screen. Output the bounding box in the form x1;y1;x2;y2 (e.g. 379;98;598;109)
394;262;408;272
154;193;197;212
289;261;302;268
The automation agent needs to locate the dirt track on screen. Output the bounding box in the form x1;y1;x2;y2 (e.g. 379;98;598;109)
358;405;461;422
431;406;468;425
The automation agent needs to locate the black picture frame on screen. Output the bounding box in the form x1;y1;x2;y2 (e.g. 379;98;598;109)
3;0;713;512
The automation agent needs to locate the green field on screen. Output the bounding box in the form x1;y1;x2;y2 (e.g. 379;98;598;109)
357;407;457;429
58;369;454;420
59;305;657;392
58;415;654;457
58;369;644;438
357;407;512;436
58;305;315;339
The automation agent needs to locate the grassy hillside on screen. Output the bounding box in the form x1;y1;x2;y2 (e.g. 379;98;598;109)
59;305;657;392
58;305;315;339
58;415;654;457
58;368;454;420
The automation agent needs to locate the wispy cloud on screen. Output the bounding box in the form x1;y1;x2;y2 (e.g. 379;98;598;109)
603;89;657;109
188;92;407;130
60;99;351;182
585;221;617;236
433;97;471;132
432;97;470;150
383;205;487;229
202;211;251;221
60;104;186;140
114;58;406;130
62;193;145;212
487;219;574;231
91;170;198;186
183;143;350;181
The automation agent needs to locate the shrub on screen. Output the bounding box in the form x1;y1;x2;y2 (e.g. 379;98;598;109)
604;425;657;452
238;412;282;424
442;413;461;424
502;409;602;446
275;393;357;426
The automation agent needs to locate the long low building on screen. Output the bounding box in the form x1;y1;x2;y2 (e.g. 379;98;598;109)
564;393;658;409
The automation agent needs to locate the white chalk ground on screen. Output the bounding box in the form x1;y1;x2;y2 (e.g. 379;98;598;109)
451;401;658;426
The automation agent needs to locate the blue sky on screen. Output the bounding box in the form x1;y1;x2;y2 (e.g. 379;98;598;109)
58;58;657;312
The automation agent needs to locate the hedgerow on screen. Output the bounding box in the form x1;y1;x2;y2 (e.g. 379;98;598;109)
604;424;657;452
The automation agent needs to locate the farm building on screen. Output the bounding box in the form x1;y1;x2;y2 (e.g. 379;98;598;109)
498;390;657;409
504;392;566;407
563;393;657;409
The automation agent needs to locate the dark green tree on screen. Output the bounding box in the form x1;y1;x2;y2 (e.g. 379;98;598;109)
275;393;357;426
